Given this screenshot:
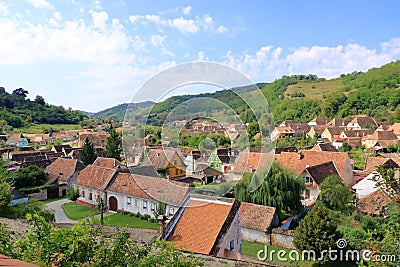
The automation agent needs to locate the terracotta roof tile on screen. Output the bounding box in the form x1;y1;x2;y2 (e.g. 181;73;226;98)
93;157;121;168
364;157;400;172
45;158;78;183
167;198;236;254
6;133;24;143
143;149;185;170
357;189;392;215
349;116;378;128
361;130;398;141
74;165;117;191
240;202;276;232
306;161;340;185
275;150;349;178
234;147;272;173
309;116;329;125
310;143;339;152
388;122;400;136
107;173;155;200
327;118;348;127
0;254;39;267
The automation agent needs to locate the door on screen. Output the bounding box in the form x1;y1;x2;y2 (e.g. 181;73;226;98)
109;196;118;211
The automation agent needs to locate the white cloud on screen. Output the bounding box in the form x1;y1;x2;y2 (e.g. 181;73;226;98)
182;5;192;15
223;40;400;81
53;11;62;21
151;35;165;46
27;0;54;9
129;13;227;34
0;2;8;15
89;9;108;30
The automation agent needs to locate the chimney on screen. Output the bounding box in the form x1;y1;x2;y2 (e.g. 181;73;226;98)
298;152;303;160
157;215;166;236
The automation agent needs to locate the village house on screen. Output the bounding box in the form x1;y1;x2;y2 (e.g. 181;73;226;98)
361;130;399;150
308;116;329;126
271;121;311;140
302;161;341;206
143;149;186;179
9;187;28;206
352;171;382;199
6;133;28;147
321;127;342;143
363;157;400;173
310;142;339;152
326;118;348;127
306;125;327;139
240;202;279;244
51;144;74;156
388;122;400;138
275;146;298;154
162;195;241;259
233;146;272;179
92;156;121;169
107;173;188;216
24;134;50;146
275;150;354;186
336;129;375;147
45;158;84;197
356;189;393;216
77;132;109;148
74;165;118;208
346;115;378;130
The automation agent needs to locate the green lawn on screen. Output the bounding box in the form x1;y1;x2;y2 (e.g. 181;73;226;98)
15;123;82;134
94;213;158;229
61;202;100;220
242;241;356;267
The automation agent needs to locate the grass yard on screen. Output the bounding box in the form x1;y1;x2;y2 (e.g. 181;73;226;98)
94;213;158;229
285;79;344;100
61;202;100;220
348;150;371;170
15;123;82;134
242;241;356;267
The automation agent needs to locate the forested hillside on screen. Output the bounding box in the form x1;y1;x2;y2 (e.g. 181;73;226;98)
0;87;87;128
134;60;400;125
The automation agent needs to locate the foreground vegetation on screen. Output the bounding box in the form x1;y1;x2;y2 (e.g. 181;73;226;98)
0;214;203;267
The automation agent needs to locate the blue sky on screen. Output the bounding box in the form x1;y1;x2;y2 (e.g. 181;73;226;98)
0;0;399;112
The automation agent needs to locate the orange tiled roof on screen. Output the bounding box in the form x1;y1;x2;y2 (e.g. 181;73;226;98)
240;202;276;232
6;133;24;143
234;147;272;173
388;122;400;136
275;150;349;178
0;254;39;267
364;157;400;172
144;149;185;169
107;173;155;200
74;165;117;191
167;198;237;255
361;130;398;141
93;157;121;168
45;158;78;183
357;189;392;215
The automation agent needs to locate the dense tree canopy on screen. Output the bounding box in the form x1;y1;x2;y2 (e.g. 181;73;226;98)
319;175;354;214
234;160;305;218
103;126;122;161
81;137;97;165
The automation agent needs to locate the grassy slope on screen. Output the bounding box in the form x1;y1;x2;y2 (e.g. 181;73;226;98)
15;123;82;134
285;79;344;99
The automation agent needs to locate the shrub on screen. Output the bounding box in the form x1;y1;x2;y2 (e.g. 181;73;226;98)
142;214;150;221
136;212;142;218
122;211;128;215
67;187;79;201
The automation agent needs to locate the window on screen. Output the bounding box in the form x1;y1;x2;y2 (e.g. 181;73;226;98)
173;160;177;165
135;199;138;207
127;197;131;205
229;240;234;251
89;192;92;201
143;201;147;209
81;190;85;198
169;208;174;215
175;169;178;175
151;203;155;211
305;176;312;184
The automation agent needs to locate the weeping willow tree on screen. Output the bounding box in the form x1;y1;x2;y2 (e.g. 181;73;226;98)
234;160;305;219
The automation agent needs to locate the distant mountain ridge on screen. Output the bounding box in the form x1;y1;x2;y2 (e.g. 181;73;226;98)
89;101;155;121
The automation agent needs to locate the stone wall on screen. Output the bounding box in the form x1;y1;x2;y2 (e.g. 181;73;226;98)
27;189;47;201
270;228;295;249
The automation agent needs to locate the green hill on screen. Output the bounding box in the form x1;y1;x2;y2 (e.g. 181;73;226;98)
91;101;154;121
0;87;87;130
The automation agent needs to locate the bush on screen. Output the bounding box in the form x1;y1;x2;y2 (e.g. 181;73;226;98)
68;187;79;201
142;214;150;221
122;211;128;215
129;212;135;217
136;212;141;218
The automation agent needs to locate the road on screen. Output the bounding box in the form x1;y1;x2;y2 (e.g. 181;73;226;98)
44;198;77;224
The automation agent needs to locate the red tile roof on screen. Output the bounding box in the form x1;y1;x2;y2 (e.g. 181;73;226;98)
74;165;117;191
361;130;398;141
107;173;155;200
275;150;349;178
364;157;400;172
0;254;39;267
45;158;78;183
357;189;392;215
234;146;272;173
144;149;185;169
388;122;400;136
6;133;24;143
167;198;238;255
240;202;276;232
93;157;121;168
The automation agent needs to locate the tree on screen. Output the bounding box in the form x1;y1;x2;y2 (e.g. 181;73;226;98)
14;166;46;189
103;126;122;161
339;142;352;152
234;160;305;218
0;182;11;209
318;175;354;214
81;137;97;165
12;88;29;98
294;204;339;263
34;95;45;105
